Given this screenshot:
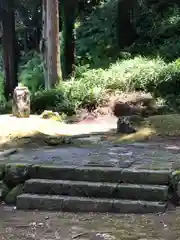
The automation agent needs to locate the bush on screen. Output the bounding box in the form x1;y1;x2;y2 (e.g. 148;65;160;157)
71;56;180;102
60;77;105;110
154;59;180;97
105;57;166;92
31;89;75;115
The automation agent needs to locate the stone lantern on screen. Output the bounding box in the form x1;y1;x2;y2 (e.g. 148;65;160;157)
12;85;30;118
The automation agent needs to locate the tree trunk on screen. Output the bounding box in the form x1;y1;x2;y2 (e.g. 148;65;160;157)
61;0;77;79
2;0;18;100
41;0;61;89
41;0;48;87
116;0;137;48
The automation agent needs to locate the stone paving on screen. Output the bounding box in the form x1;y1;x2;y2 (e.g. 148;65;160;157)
0;114;180;171
2;137;180;170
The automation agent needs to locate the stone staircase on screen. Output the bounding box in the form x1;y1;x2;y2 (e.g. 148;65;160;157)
17;166;170;213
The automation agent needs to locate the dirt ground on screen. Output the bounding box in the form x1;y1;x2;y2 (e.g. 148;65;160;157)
0;205;180;240
0;114;117;148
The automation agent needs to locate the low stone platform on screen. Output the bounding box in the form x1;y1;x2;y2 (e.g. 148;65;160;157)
1;140;180;170
1;139;180;213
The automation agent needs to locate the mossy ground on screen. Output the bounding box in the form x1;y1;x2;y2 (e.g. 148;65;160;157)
113;114;180;143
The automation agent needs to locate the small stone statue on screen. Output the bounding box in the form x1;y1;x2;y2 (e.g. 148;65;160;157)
12;85;30;118
117;116;136;134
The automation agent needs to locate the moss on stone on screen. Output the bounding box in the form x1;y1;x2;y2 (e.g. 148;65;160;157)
4;184;24;205
170;171;180;190
4;164;30;188
40;110;63;121
0;164;5;179
1;182;10;199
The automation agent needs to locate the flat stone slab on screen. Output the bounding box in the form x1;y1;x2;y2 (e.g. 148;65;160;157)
27;165;170;185
1;141;180;170
17;194;167;213
24;179;169;201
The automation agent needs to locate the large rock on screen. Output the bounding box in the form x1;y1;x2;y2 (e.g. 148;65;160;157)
12;85;30;118
4;164;30;188
1;183;10;199
169;171;180;204
112;93;156;118
112;101;136;117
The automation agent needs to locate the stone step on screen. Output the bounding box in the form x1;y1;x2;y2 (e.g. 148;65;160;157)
29;165;170;185
24;179;169;202
17;194;167;213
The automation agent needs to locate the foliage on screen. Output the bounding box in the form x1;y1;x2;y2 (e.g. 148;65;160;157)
131;2;180;61
0;71;5;103
19;52;44;93
27;56;180;115
1;0;180;115
76;0;119;68
31;89;75;115
154;59;180;97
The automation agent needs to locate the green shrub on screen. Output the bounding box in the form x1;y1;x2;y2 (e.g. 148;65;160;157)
31;89;75;115
105;57;166;92
154;59;180;97
59;77;105;110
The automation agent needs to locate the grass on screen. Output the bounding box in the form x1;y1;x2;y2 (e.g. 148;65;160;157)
112;114;180;143
144;114;180;136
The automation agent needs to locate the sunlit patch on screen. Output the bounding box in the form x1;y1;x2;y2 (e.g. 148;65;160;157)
114;127;155;143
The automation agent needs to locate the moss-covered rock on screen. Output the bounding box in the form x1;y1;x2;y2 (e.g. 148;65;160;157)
0;164;5;179
169;171;180;204
1;182;10;199
40;110;63;121
170;171;180;189
44;136;73;146
4;184;24;205
4;164;30;188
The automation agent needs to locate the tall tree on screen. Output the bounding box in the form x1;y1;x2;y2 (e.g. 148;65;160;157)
116;0;137;48
0;0;18;100
41;0;61;89
17;0;42;52
61;0;77;79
